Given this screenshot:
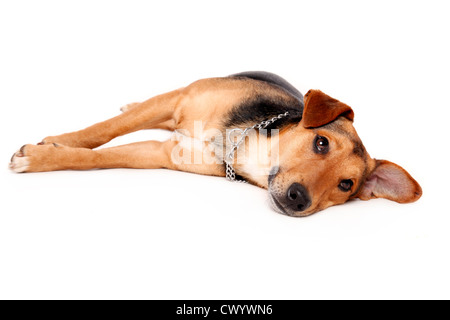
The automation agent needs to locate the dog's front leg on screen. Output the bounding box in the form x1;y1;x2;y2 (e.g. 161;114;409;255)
9;141;175;173
9;140;225;177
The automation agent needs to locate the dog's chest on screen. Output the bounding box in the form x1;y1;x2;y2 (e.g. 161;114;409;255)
234;133;275;187
171;130;222;165
171;129;274;186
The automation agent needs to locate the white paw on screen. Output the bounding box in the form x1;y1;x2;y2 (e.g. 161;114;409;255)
9;146;30;173
120;102;140;113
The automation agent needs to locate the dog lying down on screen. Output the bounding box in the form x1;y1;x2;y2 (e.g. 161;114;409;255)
9;71;422;216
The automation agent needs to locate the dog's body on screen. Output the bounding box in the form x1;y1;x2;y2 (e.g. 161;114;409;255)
10;72;422;216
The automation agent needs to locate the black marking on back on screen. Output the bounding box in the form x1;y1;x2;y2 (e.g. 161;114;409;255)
224;94;302;133
225;72;304;133
230;71;303;102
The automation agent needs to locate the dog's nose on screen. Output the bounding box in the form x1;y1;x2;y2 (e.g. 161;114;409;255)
286;183;311;212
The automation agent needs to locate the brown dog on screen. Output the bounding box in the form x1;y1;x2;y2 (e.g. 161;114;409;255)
9;72;422;216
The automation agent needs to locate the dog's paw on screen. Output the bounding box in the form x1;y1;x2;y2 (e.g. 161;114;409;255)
120;102;140;113
9;143;61;173
37;136;64;146
38;134;80;148
9;145;30;173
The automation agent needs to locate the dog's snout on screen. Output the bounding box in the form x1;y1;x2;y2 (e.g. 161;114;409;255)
286;183;311;212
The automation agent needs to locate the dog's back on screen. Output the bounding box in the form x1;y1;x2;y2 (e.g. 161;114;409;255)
230;71;304;103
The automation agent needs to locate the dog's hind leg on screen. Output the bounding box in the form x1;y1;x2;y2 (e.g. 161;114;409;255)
40;89;182;149
120;102;175;130
120;102;141;113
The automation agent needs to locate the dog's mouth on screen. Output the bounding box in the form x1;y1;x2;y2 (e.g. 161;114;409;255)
268;167;313;217
269;193;289;215
268;167;289;215
268;184;314;218
269;194;314;217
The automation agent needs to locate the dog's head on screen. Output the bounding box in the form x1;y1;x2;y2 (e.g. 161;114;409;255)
269;89;422;217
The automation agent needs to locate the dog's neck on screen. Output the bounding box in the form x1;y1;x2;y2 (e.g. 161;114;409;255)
234;131;285;188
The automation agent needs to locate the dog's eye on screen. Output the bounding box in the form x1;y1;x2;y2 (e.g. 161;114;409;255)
314;136;329;154
339;179;353;192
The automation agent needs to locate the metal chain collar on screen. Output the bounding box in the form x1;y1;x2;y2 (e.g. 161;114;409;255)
225;111;289;182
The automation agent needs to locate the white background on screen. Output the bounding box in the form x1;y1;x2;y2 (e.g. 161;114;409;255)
0;0;449;299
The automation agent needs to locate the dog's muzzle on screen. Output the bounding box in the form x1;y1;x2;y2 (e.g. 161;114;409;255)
285;183;312;212
269;177;312;216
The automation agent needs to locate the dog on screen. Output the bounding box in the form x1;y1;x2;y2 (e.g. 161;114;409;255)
9;71;422;216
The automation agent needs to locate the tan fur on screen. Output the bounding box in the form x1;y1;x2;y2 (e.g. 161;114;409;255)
270;119;377;215
9;76;422;216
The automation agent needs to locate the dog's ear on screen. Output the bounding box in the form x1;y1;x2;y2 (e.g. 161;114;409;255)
302;90;354;128
357;160;422;203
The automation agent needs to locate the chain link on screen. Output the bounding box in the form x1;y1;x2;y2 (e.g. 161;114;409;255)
225;111;289;182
